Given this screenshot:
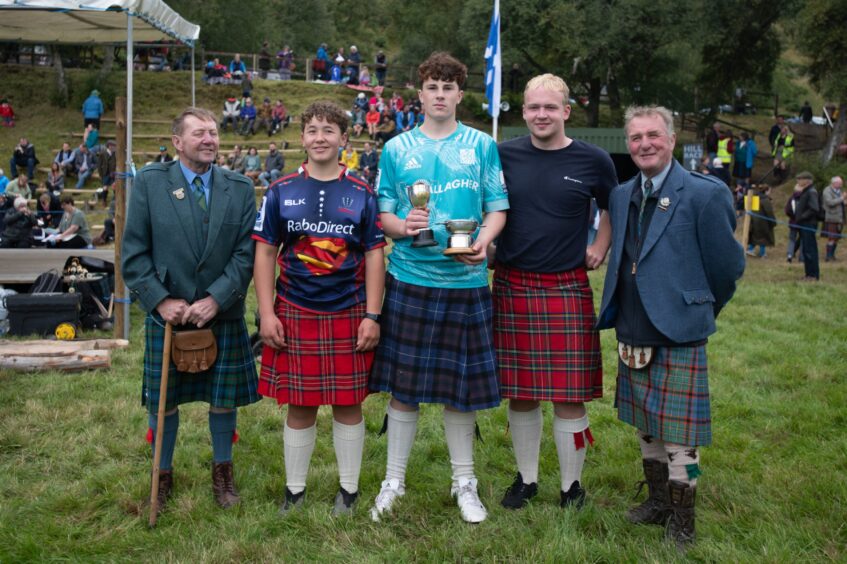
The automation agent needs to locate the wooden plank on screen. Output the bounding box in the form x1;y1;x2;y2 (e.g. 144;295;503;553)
0;349;110;372
0;339;128;357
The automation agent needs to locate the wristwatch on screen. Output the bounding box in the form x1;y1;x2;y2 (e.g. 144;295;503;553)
364;312;381;324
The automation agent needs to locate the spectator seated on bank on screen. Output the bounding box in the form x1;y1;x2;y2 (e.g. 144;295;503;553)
0;98;15;127
270;99;290;134
54;142;76;176
238;97;257;137
44;195;93;249
339;142;359;170
220;96;241;132
45;162;64;193
375;110;397;146
329;56;344;83
390;92;404;112
37;192;62;228
354;92;369;112
351;106;366;138
0;196;37;248
359;65;371;86
83;123;100;151
227;145;246;174
259;142;285;187
359;141;378;187
204;58;227;84
243;146;262;184
73;144;97;189
229;54;247;81
10;137;38;180
366;106;380;139
256;98;274;137
5;174;33;200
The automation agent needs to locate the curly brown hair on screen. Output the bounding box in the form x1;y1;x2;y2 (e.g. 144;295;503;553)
417;52;467;89
300;101;349;134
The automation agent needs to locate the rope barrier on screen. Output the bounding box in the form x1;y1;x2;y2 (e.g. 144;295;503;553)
745;210;844;238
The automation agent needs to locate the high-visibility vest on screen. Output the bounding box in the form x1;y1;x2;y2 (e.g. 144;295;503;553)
717;138;732;164
772;133;795;159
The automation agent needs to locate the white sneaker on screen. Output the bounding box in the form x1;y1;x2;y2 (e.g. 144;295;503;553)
451;477;487;523
370;478;405;522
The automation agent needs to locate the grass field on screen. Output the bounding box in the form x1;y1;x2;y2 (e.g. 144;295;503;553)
2;65;847;562
1;226;846;561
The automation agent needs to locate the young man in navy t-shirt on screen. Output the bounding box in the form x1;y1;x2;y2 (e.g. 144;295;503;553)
493;74;617;510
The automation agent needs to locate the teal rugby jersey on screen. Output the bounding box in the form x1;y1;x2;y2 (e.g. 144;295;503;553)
377;122;509;288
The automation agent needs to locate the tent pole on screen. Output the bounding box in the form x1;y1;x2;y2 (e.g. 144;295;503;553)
191;45;196;106
122;11;134;340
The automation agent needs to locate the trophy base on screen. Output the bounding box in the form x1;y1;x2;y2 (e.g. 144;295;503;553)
443;247;475;256
411;229;438;248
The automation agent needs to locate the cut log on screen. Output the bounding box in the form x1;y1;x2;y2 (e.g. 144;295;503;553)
0;350;111;372
0;339;128;357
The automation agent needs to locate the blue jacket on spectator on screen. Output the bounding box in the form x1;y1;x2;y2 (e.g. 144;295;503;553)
82;93;104;119
230;60;247;75
330;64;342;82
240;104;257;120
395;111;406;133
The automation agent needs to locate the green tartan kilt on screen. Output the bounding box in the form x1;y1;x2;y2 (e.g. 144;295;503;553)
142;315;260;414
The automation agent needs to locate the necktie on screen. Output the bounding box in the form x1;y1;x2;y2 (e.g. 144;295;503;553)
192;176;207;211
638;179;653;238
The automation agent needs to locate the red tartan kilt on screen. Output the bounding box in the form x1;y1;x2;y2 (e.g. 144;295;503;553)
258;299;373;406
493;263;602;402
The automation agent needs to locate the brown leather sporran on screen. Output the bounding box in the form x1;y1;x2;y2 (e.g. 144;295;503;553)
171;329;217;373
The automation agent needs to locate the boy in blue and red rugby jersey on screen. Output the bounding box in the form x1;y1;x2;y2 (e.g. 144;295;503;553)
253;101;386;516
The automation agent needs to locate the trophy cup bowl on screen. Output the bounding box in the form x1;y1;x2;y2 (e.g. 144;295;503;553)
407;180;438;248
442;219;480;256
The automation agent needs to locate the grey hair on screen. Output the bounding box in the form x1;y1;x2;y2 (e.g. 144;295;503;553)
14;196;28;209
624;105;675;137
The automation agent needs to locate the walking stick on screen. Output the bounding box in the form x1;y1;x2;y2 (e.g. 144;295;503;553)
149;321;173;527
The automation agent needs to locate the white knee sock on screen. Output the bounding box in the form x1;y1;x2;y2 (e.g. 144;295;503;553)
665;442;700;486
508;407;543;484
385;404;419;485
333;419;365;494
443;409;476;483
553;414;590;491
284;421;316;494
638;429;668;463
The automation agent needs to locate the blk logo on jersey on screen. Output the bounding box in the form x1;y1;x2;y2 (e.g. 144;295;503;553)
285;198;307;206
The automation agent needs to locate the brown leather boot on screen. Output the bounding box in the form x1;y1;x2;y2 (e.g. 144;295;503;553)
666;480;696;549
627;458;670;525
212;461;241;508
151;470;173;516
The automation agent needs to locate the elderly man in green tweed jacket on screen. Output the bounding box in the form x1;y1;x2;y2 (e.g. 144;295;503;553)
122;107;259;515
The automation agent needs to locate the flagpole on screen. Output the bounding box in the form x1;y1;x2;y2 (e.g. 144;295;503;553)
484;0;501;142
492;115;498;142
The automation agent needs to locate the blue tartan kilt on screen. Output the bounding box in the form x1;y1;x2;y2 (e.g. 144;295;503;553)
615;344;711;446
142;315;260;413
369;275;500;412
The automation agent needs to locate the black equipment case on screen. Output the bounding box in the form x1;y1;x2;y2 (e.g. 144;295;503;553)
6;292;82;337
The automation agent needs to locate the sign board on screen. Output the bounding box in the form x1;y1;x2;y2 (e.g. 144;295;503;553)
682;144;704;171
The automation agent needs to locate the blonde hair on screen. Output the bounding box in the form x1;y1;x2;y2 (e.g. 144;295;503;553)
624;105;675;136
524;73;570;104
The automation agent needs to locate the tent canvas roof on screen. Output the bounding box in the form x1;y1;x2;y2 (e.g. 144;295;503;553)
0;0;199;45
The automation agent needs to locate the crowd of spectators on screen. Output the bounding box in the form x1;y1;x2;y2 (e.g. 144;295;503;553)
220;93;291;138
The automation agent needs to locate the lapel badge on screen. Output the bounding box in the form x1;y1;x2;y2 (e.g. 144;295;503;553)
658;197;671;211
173;187;186;200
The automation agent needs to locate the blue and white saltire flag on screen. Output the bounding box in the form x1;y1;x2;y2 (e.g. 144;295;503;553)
484;0;501;121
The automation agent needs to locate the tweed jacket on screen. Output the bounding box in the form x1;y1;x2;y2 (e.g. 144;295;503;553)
597;161;745;343
122;160;256;320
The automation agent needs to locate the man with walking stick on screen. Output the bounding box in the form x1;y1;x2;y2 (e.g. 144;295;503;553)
123;107;259;522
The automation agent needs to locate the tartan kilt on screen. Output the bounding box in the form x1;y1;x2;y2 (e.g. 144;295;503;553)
258;299;372;406
142;315;259;414
493;263;602;402
369;275;500;412
821;221;843;239
615;344;711;446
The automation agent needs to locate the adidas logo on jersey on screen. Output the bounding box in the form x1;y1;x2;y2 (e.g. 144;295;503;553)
404;157;422;171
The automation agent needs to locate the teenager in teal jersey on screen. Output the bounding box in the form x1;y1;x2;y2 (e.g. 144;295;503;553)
369;52;509;524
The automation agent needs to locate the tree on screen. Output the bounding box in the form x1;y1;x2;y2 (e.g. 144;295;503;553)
794;0;847;165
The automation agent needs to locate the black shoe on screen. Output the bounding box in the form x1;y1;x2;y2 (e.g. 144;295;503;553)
560;481;586;509
332;487;358;516
627;459;671;525
278;487;305;515
665;480;696;550
501;472;538;509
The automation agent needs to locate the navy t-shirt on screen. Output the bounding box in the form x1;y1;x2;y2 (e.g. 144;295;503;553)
252;165;386;312
495;136;617;272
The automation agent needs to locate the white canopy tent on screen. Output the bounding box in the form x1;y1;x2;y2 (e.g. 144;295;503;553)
0;0;200;338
